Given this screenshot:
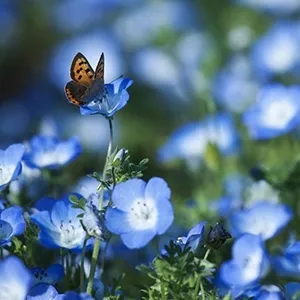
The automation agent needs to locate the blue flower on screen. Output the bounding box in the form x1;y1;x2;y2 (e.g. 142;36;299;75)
0;143;24;192
272;241;300;278
23;135;81;170
229;202;292;241
158;113;239;165
251;22;300;78
27;283;94;300
31;264;64;286
105;177;174;249
243;285;284;300
0;256;32;300
176;222;206;251
27;283;59;300
31;194;92;251
0;206;26;247
285;282;300;299
236;0;300;15
219;234;269;290
80;77;133;118
243;85;300;140
213;55;258;113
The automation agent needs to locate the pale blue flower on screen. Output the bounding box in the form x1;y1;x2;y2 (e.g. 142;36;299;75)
31;195;92;251
219;234;269;290
31;264;64;286
0;143;24;192
229;202;292;241
0;256;32;300
80;77;133;118
243;85;300;140
272;241;300;278
251;22;300;78
0;206;26;247
24;135;81;170
106;177;174;249
176;222;206;251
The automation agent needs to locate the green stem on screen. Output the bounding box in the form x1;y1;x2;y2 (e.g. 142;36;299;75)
203;249;211;261
0;247;3;258
60;248;65;269
80;236;89;292
86;119;113;295
200;280;205;300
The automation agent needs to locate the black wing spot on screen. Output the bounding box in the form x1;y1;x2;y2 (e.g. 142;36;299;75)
78;75;82;80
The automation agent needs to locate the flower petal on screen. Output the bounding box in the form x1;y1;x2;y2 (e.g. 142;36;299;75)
112;179;146;212
145;177;171;203
105;208;132;234
121;229;156;249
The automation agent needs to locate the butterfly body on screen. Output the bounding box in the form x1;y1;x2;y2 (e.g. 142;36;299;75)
65;52;105;107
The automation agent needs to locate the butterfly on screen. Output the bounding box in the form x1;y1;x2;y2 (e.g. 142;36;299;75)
65;52;105;107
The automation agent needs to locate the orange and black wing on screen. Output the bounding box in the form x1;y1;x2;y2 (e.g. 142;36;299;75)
70;52;95;87
64;80;88;106
94;52;104;84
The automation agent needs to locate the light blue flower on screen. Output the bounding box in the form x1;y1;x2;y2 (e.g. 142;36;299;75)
24;135;81;170
0;206;26;247
236;0;300;15
243;85;300;140
219;234;269;290
158;113;239;164
243;285;284;300
213;55;259;113
31;264;64;286
229;202;292;241
251;22;300;78
272;241;300;278
80;77;133;118
176;221;206;251
105;177;174;249
31;194;92;251
285;282;300;299
27;283;94;300
0;143;24;192
0;256;32;300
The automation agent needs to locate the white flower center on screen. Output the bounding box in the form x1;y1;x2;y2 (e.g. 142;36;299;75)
261;100;295;129
58;219;85;248
241;251;262;282
128;198;158;230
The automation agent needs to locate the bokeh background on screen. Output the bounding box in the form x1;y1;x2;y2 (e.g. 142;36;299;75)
2;0;300;295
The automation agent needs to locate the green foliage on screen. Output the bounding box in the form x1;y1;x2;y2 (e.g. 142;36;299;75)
137;241;216;299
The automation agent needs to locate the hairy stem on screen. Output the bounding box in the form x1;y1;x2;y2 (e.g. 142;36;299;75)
86;118;113;295
80;236;88;292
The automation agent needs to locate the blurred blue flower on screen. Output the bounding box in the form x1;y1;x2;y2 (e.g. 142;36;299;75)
80;77;133;118
272;241;300;278
158;113;239;165
24;135;81;170
229;202;292;241
0;256;32;300
243;285;284;300
285;282;300;299
176;221;206;251
0;206;26;247
251;22;300;78
106;177;174;249
27;283;94;300
0;143;24;192
31;264;64;286
213;55;259;113
219;234;269;290
27;283;58;300
236;0;300;15
31;194;92;251
243;85;300;140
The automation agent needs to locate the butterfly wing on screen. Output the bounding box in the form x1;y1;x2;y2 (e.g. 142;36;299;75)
64;80;88;106
70;52;95;87
94;52;104;84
